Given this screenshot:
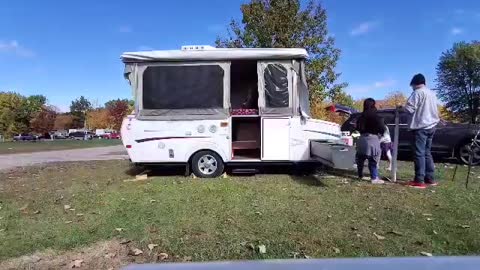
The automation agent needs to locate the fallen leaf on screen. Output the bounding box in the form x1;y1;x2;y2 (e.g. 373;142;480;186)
373;232;386;240
420;251;433;257
426;218;433;221
115;228;124;232
422;213;432;216
136;174;148;180
121;198;126;201
69;259;84;268
119;239;131;244
257;245;267;254
33;210;41;214
158;252;169;261
222;173;228;179
433;230;438;235
69;208;75;211
129;248;143;256
192;174;197;179
104;253;116;259
460;225;470;229
19;204;29;211
65;221;73;224
332;247;341;254
388;230;404;236
356;233;362;238
254;211;262;216
327;215;332;218
148;244;158;251
150;199;156;203
76;213;84;217
64;205;71;211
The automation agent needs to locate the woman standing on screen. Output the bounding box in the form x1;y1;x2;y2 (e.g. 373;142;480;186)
356;98;386;184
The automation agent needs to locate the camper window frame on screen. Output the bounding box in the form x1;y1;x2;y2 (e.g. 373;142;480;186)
133;61;231;121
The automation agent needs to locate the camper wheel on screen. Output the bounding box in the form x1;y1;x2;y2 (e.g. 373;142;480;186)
191;150;224;178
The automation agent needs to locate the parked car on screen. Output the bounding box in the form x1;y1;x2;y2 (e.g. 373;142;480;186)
102;132;121;139
69;131;93;140
13;133;37;141
341;109;480;165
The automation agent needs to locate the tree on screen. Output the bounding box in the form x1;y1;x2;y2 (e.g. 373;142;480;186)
70;96;92;128
0;92;29;137
216;0;347;106
86;109;111;130
30;105;57;134
105;99;129;130
377;91;408;109
54;114;75;130
436;41;480;123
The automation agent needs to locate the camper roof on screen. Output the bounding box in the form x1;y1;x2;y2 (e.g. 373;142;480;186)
121;46;308;63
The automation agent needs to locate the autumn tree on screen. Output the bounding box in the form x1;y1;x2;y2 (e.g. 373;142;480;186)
0;92;29;137
53;114;75;130
436;41;480;123
30;105;57;134
216;0;347;107
105;99;129;131
86;109;111;130
377;91;408;109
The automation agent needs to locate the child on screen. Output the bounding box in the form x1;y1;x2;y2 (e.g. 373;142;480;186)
380;127;393;171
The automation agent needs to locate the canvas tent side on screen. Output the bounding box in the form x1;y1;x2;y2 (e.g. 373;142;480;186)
122;48;310;120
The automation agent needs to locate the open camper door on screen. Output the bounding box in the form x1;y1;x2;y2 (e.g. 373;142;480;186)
258;61;293;161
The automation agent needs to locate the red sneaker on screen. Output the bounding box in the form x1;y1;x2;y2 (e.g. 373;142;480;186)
425;180;438;186
405;181;427;189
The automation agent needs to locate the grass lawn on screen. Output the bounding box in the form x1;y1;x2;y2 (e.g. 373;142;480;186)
0;160;479;265
0;139;122;154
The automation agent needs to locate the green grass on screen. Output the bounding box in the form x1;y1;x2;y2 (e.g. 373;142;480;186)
0;139;122;154
0;160;479;262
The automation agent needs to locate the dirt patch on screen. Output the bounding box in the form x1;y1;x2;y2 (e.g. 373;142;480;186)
0;240;134;270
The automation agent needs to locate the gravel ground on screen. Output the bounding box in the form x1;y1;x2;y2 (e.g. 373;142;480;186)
0;145;128;171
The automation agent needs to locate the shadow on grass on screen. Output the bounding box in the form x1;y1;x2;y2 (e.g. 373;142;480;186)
123;162;359;187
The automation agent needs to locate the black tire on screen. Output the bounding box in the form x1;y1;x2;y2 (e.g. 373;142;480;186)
457;141;480;165
191;150;224;178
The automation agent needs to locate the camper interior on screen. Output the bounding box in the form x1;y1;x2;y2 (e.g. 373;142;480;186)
230;60;261;160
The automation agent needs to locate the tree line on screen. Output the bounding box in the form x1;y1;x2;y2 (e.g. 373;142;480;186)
218;0;479;123
0;93;132;138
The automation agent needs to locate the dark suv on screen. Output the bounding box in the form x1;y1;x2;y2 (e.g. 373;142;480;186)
341;109;480;165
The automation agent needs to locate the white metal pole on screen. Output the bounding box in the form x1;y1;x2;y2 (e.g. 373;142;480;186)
391;107;400;182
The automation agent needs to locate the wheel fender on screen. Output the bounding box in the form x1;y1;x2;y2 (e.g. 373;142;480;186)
185;142;227;163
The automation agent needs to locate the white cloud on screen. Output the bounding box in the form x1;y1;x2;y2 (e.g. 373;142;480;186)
451;27;464;35
374;79;397;88
350;21;378;36
118;25;133;33
0;40;34;57
347;79;397;96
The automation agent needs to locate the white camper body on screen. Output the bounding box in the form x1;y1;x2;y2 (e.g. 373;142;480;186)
120;46;353;177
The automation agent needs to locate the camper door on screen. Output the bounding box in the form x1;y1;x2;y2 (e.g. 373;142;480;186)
258;61;293;161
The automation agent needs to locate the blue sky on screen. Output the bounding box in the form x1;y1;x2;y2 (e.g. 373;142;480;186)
1;0;479;111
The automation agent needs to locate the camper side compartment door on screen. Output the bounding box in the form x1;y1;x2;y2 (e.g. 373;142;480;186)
262;117;290;161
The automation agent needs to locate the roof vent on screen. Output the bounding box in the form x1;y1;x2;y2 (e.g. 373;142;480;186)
181;45;215;51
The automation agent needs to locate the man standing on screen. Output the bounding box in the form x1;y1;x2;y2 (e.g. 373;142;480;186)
405;74;440;189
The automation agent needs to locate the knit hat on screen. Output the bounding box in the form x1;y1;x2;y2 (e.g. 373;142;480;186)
410;73;426;86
